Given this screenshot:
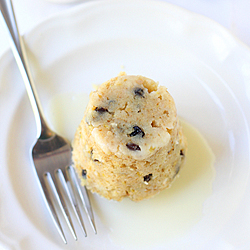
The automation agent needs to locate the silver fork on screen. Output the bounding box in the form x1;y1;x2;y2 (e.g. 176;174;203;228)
0;0;96;243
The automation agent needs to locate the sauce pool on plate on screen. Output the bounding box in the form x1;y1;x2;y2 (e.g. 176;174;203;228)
48;92;215;249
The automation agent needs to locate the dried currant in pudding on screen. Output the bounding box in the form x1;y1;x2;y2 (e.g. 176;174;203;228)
134;87;144;97
81;169;87;178
126;142;141;151
129;126;145;137
143;173;152;182
95;107;109;113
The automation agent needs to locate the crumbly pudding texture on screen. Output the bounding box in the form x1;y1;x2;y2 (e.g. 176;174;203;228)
72;72;187;201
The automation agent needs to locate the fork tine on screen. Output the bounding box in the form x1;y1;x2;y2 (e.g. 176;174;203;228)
55;168;87;237
53;169;78;241
66;180;88;237
80;186;97;234
67;166;97;234
40;174;67;244
43;172;77;242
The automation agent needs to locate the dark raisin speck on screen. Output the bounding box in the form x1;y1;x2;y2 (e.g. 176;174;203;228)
95;107;108;113
129;126;145;137
90;149;94;160
180;150;184;156
126;142;141;151
143;173;152;182
134;87;144;97
82;169;87;178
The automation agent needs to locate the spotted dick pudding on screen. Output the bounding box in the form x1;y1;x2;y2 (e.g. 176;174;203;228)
72;72;187;201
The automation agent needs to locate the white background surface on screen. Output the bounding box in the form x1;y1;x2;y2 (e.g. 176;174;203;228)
1;1;250;249
0;0;250;57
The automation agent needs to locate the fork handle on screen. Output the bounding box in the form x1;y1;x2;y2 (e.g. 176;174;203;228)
0;0;54;139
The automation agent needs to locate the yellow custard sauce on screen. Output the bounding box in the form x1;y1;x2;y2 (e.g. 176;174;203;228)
48;92;215;249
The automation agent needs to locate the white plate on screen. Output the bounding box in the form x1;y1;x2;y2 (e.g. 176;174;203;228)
44;0;85;4
1;0;250;249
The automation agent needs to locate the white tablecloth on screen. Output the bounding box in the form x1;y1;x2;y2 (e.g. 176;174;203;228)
0;0;250;57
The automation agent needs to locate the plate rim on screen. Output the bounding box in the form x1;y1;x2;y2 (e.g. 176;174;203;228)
1;0;250;249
